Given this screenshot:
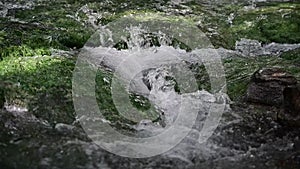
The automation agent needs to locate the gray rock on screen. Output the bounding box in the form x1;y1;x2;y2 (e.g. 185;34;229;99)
235;38;300;57
246;67;297;106
55;123;75;133
235;38;265;56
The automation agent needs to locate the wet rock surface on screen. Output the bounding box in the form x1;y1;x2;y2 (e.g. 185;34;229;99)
0;104;300;169
280;85;300;126
246;67;298;106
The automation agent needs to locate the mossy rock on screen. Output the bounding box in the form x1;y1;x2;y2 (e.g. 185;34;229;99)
229;3;300;44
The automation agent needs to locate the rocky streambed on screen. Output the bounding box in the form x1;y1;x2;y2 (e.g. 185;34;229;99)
0;99;299;169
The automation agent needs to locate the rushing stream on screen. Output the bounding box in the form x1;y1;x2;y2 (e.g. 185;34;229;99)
0;0;300;169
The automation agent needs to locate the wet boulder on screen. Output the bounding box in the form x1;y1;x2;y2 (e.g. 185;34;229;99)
246;67;297;106
279;85;300;126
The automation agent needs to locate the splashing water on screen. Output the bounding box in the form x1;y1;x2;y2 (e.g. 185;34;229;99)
73;23;230;159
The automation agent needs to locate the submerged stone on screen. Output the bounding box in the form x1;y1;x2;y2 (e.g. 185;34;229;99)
246;67;297;106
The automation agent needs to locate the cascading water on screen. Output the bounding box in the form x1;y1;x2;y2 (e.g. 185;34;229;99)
73;21;233;160
71;18;300;167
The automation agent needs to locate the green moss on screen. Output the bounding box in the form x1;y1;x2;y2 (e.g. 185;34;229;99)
192;6;237;49
0;56;76;125
280;48;300;76
280;48;300;61
1;1;93;54
57;31;91;49
229;3;300;44
184;2;300;49
227;81;249;101
87;0;168;13
129;93;151;111
0;19;92;52
0;45;51;58
95;69;160;129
